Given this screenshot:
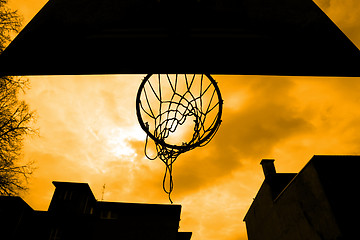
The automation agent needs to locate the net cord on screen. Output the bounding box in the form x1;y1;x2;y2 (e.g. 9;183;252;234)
138;74;222;203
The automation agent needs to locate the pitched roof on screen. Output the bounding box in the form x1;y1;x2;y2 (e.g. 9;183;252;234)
52;181;92;189
273;155;360;201
266;173;297;200
1;0;360;76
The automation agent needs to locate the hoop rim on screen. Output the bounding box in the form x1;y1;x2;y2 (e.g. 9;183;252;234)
136;74;223;150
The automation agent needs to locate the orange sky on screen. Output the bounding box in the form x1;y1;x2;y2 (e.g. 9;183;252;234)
6;0;360;240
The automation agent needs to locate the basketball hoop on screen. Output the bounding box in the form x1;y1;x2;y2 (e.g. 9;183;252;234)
136;74;223;203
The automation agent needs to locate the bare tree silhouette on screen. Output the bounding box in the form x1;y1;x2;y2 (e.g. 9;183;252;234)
0;0;36;196
0;0;21;51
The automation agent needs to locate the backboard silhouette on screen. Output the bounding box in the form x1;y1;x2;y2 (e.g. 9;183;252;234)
1;0;360;76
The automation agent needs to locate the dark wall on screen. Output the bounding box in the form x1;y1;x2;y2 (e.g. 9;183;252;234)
244;156;358;240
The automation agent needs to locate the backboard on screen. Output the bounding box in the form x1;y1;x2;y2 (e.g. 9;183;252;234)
1;0;360;76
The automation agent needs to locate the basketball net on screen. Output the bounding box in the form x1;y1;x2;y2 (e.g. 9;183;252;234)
136;74;223;203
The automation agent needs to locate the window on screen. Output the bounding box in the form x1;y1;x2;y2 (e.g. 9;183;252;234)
64;191;73;200
58;190;73;200
100;210;118;219
83;196;94;214
49;227;62;240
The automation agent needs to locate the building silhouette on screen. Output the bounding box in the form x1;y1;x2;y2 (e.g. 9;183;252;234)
244;155;359;240
0;181;192;240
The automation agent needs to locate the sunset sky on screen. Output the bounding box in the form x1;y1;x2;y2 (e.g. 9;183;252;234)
5;0;360;239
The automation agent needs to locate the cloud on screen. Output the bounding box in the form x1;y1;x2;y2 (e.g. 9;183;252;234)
315;0;331;9
20;74;360;240
171;76;312;197
315;0;360;48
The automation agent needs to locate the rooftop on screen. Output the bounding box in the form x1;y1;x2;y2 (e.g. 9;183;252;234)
244;155;360;222
0;181;191;240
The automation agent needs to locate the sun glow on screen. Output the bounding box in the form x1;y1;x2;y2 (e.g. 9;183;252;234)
104;126;145;159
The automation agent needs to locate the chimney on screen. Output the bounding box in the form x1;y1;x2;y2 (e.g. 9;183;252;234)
260;159;276;178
